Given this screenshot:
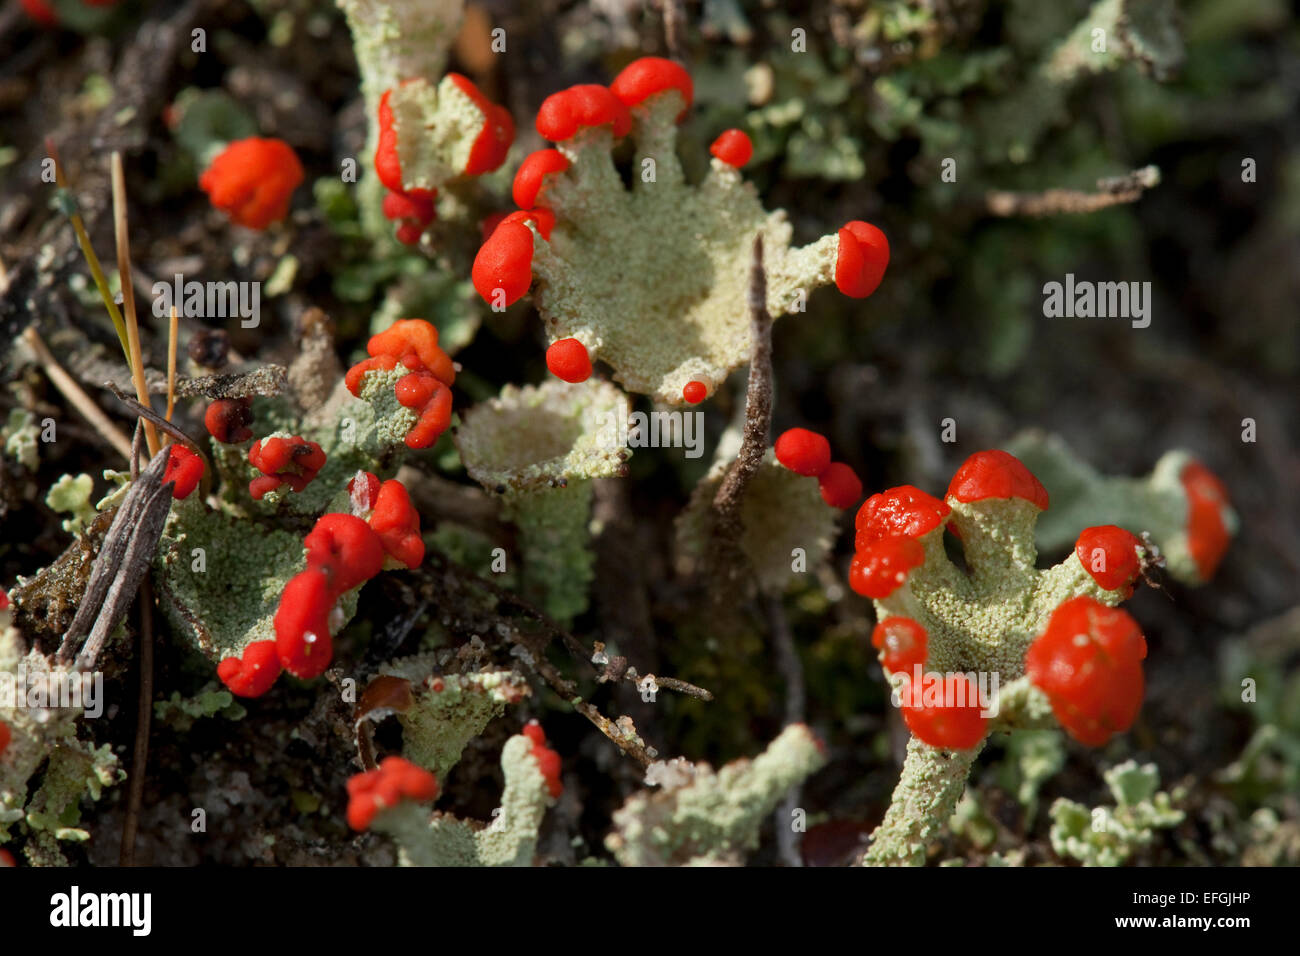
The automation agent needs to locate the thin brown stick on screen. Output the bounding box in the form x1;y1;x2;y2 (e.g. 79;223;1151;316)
709;235;773;579
22;326;134;461
119;574;154;866
111;151;160;457
986;165;1160;218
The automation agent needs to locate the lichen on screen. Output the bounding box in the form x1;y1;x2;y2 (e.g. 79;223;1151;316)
45;473;96;535
1049;760;1185;866
605;724;827;866
455;379;629;620
1005;430;1239;584
373;733;554;866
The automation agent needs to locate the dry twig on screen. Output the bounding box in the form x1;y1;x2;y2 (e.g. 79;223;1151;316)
986;165;1160;218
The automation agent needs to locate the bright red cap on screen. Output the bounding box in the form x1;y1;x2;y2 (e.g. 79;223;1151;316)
375;89;405;193
394;371;453;449
304;513;386;594
610;57;693;120
382;189;435;225
834;221;889;298
274;567;335;679
472;219;535;305
536;85;632;141
709;129;753;167
349;471;381;514
500;207;555;240
447;73;515;175
513;149;570;209
0;720;10;758
774;428;831;477
1181;461;1231;581
871;616;928;676
248;436;326;498
546;338;592;383
899;673;989;750
162;445;204;500
1025;595;1146;747
204;398;253;444
199;137;304;230
346;756;439;830
368;318;455;388
854;485;951;549
522;721;563;798
217;640;282;698
682;381;707;404
369;479;424;569
818;462;862;510
848;535;925;599
946;449;1049;509
1075;525;1143;595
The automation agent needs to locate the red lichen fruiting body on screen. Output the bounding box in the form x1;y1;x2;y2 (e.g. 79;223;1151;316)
368;318;455;388
382;189;436;225
21;0;59;26
382;188;437;245
945;449;1049;510
710;129;753;167
899;673;989;750
1181;461;1231;580
162;445;204;500
522;721;563;798
513;149;570;209
848;535;925;599
871;617;928;677
681;381;708;404
304;513;386;594
349;471;381;515
818;462;862;510
375;89;405;194
216;640;282;698
248;436;326;498
1025;595;1147;747
447;73;515;176
204;397;254;444
345;354;398;398
546;338;592;383
473;219;535;305
479;210;510;240
395;371;453;449
274;567;336;679
1075;525;1143;595
834;221;890;298
774;428;831;477
369;479;424;568
199;137;304;230
536;84;632;141
346;756;439;831
854;485;951;549
610;57;693;120
500;207;555;240
0;719;10;757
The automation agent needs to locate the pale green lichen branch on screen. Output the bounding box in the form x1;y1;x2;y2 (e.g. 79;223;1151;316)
605;724;827;866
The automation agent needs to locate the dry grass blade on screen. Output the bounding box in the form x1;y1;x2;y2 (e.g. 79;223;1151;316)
111;151;161;457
